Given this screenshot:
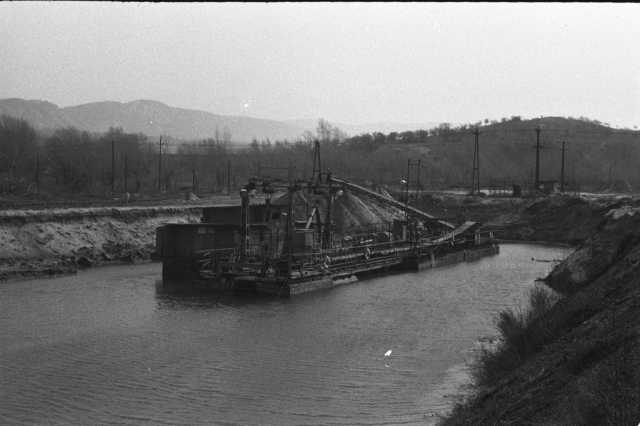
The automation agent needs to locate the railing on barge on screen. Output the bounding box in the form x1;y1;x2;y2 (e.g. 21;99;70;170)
195;230;497;281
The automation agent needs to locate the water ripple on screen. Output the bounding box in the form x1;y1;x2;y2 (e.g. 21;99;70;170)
0;245;571;425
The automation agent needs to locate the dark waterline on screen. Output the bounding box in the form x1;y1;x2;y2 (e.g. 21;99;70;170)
0;244;571;425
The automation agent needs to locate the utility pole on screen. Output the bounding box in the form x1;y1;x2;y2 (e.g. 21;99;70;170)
287;159;292;183
535;126;541;190
324;175;333;250
123;154;128;193
572;152;577;195
111;139;115;194
405;159;411;221
35;151;39;194
240;188;249;259
416;159;421;190
560;140;566;193
471;127;480;195
157;136;163;192
312;140;322;184
285;183;293;276
226;159;231;195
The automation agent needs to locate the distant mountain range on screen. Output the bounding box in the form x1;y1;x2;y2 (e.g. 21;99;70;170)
0;98;440;143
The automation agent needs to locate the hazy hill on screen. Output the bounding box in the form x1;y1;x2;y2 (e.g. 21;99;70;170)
0;98;310;143
0;99;74;130
0;98;449;144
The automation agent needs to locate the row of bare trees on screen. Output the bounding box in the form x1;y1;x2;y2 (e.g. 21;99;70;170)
2;114;639;199
0;116;350;198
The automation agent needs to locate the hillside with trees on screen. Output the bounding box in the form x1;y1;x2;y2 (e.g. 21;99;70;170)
1;115;639;206
340;116;640;191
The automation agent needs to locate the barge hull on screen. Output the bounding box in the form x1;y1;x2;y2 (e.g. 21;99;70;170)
220;243;500;297
411;243;500;271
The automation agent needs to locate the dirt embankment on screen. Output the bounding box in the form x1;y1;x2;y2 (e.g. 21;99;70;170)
0;206;202;280
411;193;527;226
443;200;640;425
484;196;616;245
412;192;627;246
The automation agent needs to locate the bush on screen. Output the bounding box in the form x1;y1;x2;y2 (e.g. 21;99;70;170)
472;286;558;388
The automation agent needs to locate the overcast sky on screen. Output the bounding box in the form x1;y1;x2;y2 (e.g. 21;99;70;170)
2;2;640;127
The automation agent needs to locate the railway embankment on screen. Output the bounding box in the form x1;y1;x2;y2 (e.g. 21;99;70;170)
442;199;640;425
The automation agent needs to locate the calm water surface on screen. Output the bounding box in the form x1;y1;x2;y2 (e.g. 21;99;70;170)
0;244;571;425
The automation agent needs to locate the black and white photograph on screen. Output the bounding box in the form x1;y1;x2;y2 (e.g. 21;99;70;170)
1;3;639;425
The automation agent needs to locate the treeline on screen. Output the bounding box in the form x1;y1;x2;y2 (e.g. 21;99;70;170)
1;117;159;196
0;115;235;197
0;116;400;198
1;114;639;200
0;116;344;198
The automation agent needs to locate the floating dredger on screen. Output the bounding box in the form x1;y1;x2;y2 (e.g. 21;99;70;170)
155;143;498;296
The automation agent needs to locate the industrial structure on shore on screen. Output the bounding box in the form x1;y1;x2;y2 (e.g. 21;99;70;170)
155;142;499;296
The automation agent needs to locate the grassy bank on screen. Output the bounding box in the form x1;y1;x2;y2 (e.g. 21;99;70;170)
442;202;640;425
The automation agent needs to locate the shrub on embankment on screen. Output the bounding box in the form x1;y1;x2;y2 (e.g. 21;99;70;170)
470;286;559;388
442;203;640;425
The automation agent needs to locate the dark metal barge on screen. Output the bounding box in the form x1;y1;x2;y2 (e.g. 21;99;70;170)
155;143;499;296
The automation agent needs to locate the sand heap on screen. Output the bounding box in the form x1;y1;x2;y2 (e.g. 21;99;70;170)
272;188;405;234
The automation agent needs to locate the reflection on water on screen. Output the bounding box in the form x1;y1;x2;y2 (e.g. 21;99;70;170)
0;244;571;425
154;280;273;310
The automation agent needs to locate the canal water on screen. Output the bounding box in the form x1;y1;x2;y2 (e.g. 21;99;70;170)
0;244;571;425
